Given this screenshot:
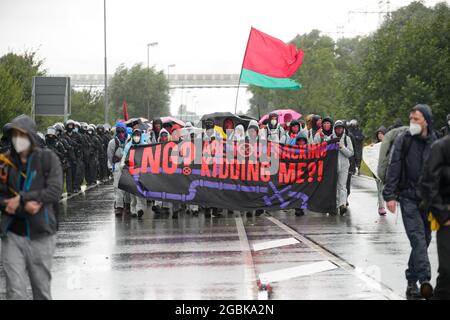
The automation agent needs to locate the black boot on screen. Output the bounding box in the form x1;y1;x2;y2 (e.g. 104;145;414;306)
406;282;422;299
295;208;305;216
420;281;434;300
137;210;144;219
204;208;211;218
339;205;347;216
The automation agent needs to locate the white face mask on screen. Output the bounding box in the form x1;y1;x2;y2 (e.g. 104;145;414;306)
270;120;277;127
448;120;450;126
409;122;422;136
133;136;140;143
12;136;31;153
286;121;291;127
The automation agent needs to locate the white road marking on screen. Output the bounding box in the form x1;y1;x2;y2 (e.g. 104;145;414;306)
252;237;300;251
259;260;338;284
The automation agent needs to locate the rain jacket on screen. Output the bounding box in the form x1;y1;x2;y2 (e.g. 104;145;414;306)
383;105;437;202
377;126;409;183
331;121;354;173
107;121;128;172
1;115;63;240
260;123;286;144
419;135;450;225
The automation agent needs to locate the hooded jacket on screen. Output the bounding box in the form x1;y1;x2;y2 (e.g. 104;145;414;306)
331;120;354;172
1;115;63;240
107;121;128;170
375;126;387;142
157;128;171;143
295;130;309;145
383;105;438;201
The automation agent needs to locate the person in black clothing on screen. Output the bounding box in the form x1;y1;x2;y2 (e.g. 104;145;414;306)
383;104;438;299
96;124;110;182
64;120;83;194
344;122;357;203
348;119;365;175
419;134;450;299
45;127;68;186
438;113;450;138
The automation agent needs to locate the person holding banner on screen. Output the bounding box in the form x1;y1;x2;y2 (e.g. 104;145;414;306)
331;120;354;216
121;129;147;219
107;122;129;217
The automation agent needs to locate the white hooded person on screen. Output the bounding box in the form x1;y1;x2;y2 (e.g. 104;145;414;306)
331;120;354;216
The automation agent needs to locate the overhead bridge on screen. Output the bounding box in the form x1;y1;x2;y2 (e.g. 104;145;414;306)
51;74;246;89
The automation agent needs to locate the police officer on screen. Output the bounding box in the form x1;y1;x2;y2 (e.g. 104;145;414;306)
64;120;83;193
96;124;110;182
45;126;68;186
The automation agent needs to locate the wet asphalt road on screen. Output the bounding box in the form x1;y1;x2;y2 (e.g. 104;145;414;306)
0;175;438;300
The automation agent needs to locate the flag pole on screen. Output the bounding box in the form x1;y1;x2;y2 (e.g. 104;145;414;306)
234;27;253;115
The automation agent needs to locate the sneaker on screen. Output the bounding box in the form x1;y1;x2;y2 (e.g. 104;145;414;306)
420;281;434;300
295;208;305;216
137;210;144;218
378;207;386;216
406;282;422;299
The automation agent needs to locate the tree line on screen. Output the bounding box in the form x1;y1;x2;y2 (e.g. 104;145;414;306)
246;1;450;138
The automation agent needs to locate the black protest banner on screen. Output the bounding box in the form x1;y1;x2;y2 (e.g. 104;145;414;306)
119;138;339;213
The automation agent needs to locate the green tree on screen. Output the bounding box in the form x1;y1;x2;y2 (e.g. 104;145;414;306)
0;51;45;129
108;64;170;121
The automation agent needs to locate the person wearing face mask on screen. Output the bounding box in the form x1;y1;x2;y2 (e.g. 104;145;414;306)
282;113;293;131
85;125;102;186
331;120;354;216
121;129;147;219
314;116;333;143
439;113;450;138
63;120;83;194
261;112;286;144
45;127;68;185
107;122;129;216
0;115;63;300
383;104;438;300
307;115;323;144
284;120;301;145
96;124;110;182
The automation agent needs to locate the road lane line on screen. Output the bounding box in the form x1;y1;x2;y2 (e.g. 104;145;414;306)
252;237;300;251
265;215;403;300
235;216;259;300
259;261;338;284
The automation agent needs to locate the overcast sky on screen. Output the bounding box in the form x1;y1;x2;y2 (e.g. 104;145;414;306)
1;0;447;115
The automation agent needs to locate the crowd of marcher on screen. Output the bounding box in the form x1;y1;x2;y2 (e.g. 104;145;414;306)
0;108;449;300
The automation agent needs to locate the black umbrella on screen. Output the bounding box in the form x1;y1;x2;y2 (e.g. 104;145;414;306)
200;112;250;129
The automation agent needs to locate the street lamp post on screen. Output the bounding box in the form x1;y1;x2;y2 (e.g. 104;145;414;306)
146;42;158;120
147;42;158;69
103;0;108;123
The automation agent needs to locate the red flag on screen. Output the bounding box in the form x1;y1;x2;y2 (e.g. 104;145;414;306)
123;101;129;121
242;27;304;78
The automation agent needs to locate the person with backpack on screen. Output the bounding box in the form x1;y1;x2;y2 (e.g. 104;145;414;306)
419;134;450;300
331;120;354;216
260;112;286;144
0;115;63;300
383;104;438;300
107;121;129;217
